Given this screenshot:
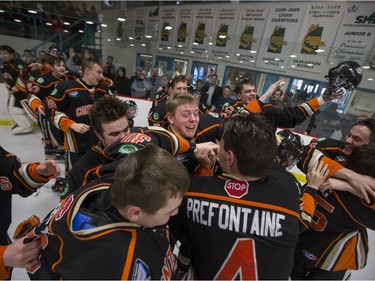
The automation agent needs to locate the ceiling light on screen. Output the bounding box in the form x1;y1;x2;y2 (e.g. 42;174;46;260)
128;37;134;40
116;38;121;41
107;39;111;42
117;17;126;22
101;24;107;27
290;54;297;58
28;9;37;14
218;35;226;39
315;49;325;53
141;43;146;46
193;42;198;45
250;50;257;54
209;42;213;45
86;21;94;25
13;19;22;23
64;22;70;25
362;65;370;69
367;78;374;81
145;35;152;38
165;26;172;30
275;58;280;61
46;22;52;26
178;44;182;48
130;44;134;46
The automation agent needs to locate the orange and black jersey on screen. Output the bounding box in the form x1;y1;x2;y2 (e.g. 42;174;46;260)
179;169;301;280
48;78;112;153
27;183;175;280
0;146;50;254
220;99;245;118
0;58;26;89
244;98;322;130
294;187;374;272
62;142;105;200
148;99;168;126
28;72;68;112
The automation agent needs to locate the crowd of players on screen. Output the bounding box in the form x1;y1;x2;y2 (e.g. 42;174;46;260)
1;43;375;280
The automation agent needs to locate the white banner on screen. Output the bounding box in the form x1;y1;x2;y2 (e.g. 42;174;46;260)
288;3;346;73
210;6;240;61
172;6;196;55
145;6;160;41
231;3;271;65
157;7;178;52
134;8;147;42
256;3;307;71
189;6;217;58
328;2;375;65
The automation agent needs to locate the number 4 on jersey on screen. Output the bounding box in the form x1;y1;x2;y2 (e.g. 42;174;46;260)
214;238;257;280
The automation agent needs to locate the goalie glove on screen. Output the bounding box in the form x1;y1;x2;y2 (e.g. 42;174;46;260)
13;215;40;240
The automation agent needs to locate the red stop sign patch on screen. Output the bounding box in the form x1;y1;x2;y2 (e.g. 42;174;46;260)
224;180;249;198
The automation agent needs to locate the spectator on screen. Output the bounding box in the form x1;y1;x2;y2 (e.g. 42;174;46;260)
271;89;285;108
200;73;222;108
103;55;116;81
210;86;235;113
114;66;131;96
130;68;151;98
193;79;203;101
147;67;162;100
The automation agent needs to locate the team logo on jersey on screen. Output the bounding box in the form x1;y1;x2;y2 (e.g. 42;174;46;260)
55;194;74;221
68;91;79;98
224;180;249;198
118;143;138;154
18;64;24;69
50;88;58;96
208;112;219;118
302;250;318;261
132;259;150;280
36;77;44;83
153;113;159;120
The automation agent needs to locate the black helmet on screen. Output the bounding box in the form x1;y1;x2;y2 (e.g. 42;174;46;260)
277;129;304;169
324;61;362;98
124;100;138;119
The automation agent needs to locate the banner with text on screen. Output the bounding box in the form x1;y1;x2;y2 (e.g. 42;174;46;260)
328;2;375;65
134;8;147;42
189;6;217;58
172;6;196;55
256;2;307;71
210;6;240;61
232;3;271;65
288;2;345;73
145;6;160;41
157;6;178;52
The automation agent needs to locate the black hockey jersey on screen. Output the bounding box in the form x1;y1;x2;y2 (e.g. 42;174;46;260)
180;170;301;280
27;182;175;280
48;78;111;153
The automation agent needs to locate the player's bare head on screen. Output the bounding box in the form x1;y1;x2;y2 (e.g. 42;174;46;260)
81;57;101;74
222;113;277;177
90;96;128;135
346;144;375;178
235;79;257;95
171;75;187;89
111;144;189;213
353;118;375;144
166;92;199;115
0;45;15;56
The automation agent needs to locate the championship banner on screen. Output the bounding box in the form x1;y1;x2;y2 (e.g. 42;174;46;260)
288;3;345;73
189;6;217;58
231;3;271;64
210;6;240;61
172;5;196;55
328;2;375;65
256;2;307;71
134;8;147;42
157;6;178;52
145;6;160;41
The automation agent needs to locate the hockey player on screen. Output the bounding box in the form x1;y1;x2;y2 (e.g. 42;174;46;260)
26;144;189;280
243;61;362;130
0;45;33;135
176;114;328;279
62;96;130;199
0;146;60;279
28;56;68;158
291;119;375;279
48;58;112;171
